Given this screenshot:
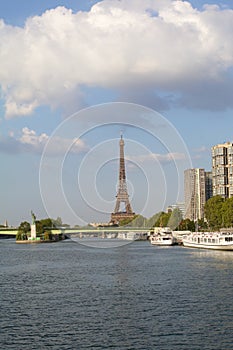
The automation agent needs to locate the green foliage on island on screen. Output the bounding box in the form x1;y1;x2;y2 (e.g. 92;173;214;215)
16;231;29;241
18;221;31;233
43;231;53;241
16;221;31;240
35;218;53;236
16;217;57;240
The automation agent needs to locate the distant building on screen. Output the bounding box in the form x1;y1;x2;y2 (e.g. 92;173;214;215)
89;222;115;227
212;142;233;198
167;203;185;218
205;171;213;201
184;168;206;221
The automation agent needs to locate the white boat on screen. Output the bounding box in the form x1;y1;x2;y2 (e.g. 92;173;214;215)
172;230;192;245
150;229;176;246
182;232;233;250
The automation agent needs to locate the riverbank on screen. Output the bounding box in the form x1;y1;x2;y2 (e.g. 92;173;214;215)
16;233;67;244
16;239;57;244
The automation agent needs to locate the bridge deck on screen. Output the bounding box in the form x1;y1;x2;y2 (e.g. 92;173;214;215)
0;227;150;236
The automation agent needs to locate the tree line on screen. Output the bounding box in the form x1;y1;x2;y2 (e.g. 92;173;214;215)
118;208;199;231
120;195;233;232
17;196;233;236
204;195;233;230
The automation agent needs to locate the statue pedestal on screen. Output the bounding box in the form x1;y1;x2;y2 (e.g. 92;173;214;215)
31;224;36;239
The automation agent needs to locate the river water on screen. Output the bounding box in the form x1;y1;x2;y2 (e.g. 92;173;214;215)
1;239;233;350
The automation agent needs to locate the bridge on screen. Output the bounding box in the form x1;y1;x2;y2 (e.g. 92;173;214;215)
0;227;150;237
0;228;18;236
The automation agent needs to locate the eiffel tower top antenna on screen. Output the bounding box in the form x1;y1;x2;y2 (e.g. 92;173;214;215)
110;134;135;224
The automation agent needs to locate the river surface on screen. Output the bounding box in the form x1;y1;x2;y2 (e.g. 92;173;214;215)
1;239;233;350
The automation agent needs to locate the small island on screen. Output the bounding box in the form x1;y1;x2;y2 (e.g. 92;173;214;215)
16;213;65;243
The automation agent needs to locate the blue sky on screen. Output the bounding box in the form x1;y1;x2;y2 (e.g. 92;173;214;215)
1;0;233;226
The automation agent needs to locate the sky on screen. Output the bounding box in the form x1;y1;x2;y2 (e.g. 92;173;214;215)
1;0;233;227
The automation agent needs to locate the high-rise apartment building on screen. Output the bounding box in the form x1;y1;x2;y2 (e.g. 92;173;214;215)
184;168;206;221
212;142;233;198
205;171;213;201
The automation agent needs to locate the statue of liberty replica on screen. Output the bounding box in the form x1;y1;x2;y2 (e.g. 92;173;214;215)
31;211;37;239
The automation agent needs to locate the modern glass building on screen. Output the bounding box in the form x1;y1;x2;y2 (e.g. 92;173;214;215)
184;168;206;221
212;142;233;198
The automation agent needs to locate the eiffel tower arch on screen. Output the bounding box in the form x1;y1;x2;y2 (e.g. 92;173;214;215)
111;134;135;224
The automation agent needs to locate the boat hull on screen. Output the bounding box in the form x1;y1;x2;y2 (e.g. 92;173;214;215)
182;231;233;251
150;237;175;246
183;240;233;251
151;241;174;246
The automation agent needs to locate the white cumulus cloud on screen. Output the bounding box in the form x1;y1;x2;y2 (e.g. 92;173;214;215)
20;127;49;148
0;127;88;155
128;152;186;165
0;0;233;118
20;127;88;155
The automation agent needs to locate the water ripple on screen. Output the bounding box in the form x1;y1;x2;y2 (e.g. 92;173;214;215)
0;241;233;349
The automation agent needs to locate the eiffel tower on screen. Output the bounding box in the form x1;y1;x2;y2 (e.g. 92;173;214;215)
111;134;135;224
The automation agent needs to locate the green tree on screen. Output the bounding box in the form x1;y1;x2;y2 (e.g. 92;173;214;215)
17;221;30;240
177;219;195;231
204;195;224;230
119;215;138;226
16;232;22;240
197;218;208;231
43;231;52;241
222;197;233;228
36;218;53;237
131;214;147;227
168;208;183;230
40;218;53;229
154;212;171;228
35;220;43;236
146;212;161;229
52;217;62;227
18;221;31;234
